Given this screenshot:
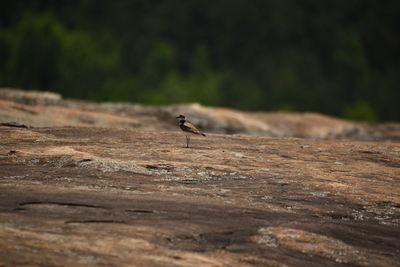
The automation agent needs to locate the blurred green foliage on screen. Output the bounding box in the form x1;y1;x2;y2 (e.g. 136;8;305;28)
344;100;378;122
0;0;399;121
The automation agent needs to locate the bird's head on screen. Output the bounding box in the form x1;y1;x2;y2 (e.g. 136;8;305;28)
176;114;186;120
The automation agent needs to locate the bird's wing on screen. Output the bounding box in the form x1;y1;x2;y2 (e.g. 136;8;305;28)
182;121;205;135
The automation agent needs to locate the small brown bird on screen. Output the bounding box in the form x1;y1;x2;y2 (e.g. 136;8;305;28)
176;115;206;148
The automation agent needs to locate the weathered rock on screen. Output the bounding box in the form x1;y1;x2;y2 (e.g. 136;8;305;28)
0;99;140;128
0;88;62;105
0;125;399;266
251;111;357;138
1;88;399;140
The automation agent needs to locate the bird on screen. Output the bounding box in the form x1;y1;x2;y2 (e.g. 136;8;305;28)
176;115;206;148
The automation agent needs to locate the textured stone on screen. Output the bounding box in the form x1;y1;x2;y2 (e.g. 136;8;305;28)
0;126;399;266
0;88;399;266
1;88;400;140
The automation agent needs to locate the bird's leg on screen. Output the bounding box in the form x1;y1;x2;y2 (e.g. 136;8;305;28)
186;135;190;148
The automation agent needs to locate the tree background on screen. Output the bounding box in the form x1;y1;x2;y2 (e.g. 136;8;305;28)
1;0;399;122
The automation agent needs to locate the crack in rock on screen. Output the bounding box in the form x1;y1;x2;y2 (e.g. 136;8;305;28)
19;201;107;209
65;220;125;224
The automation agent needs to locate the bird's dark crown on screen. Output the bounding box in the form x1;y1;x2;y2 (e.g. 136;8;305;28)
176;114;186;120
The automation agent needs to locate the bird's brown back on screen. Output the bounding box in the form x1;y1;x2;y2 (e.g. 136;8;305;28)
180;121;206;136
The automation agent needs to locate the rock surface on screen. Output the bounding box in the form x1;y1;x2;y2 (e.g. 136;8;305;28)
0;89;400;266
1;88;400;140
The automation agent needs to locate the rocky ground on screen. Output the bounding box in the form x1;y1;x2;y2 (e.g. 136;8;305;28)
0;89;399;266
1;88;400;141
